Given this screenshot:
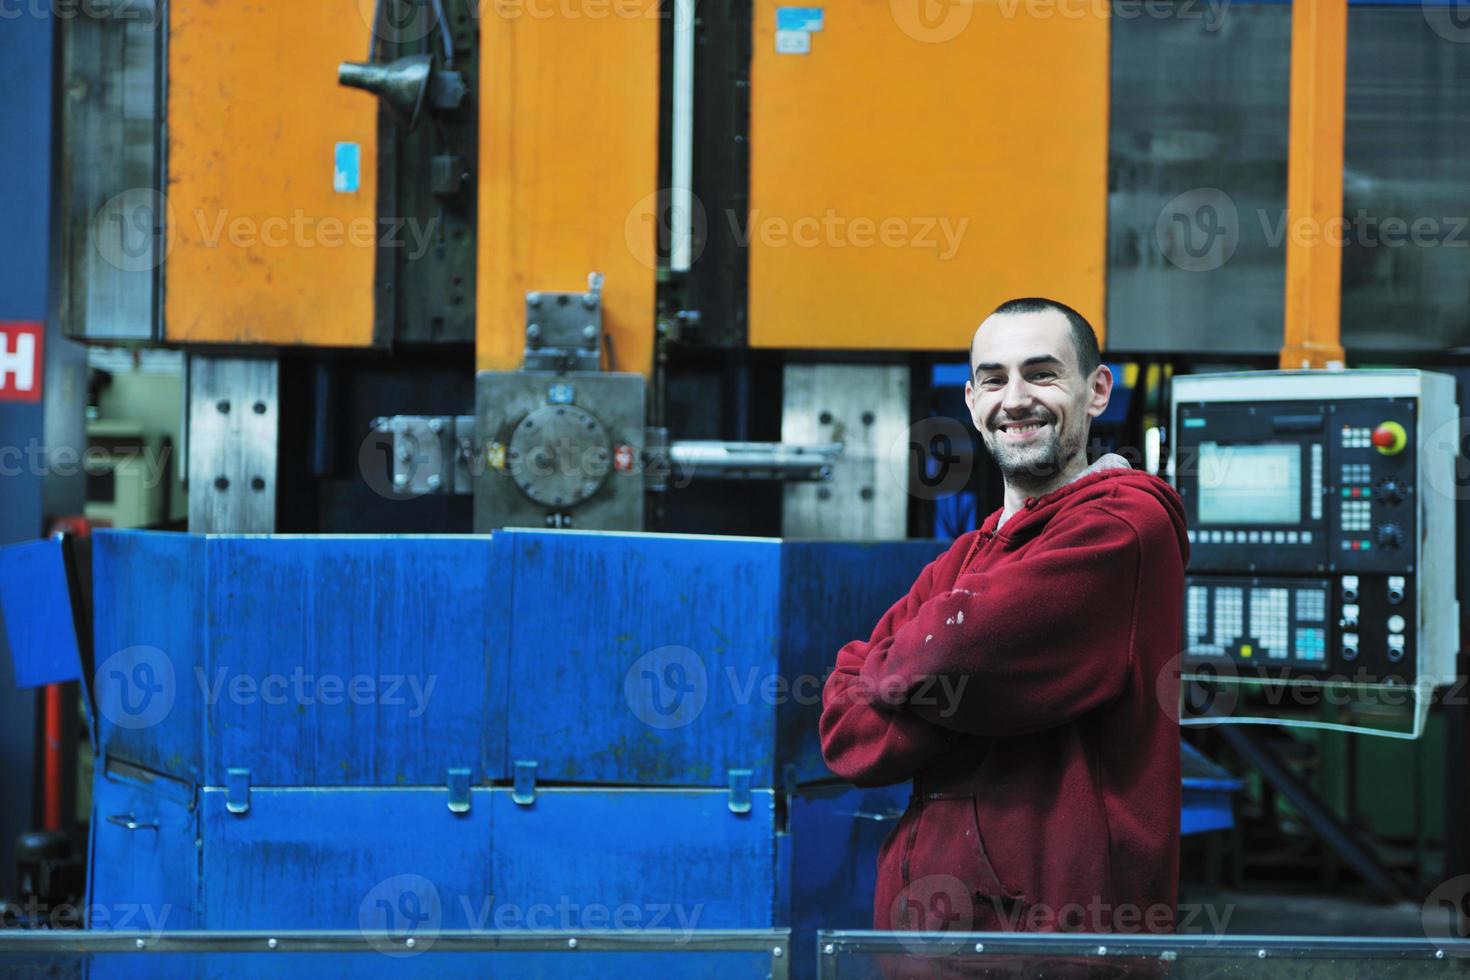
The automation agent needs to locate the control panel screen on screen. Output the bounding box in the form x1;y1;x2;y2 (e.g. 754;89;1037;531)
1197;442;1300;525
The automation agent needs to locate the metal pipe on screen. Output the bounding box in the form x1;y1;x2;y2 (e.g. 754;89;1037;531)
669;440;842;482
670;0;695;272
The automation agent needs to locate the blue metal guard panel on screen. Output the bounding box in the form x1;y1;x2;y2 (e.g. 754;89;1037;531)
789;782;911;979
489;787;778;930
88;765;200;931
204;536;505;787
91;532;207;783
90;532;506;788
502;530;947;787
502;529;785;786
779;541;948;784
0;537;83;689
201;787;494;931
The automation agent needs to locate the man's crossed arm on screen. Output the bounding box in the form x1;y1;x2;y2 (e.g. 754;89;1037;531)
819;507;1143;787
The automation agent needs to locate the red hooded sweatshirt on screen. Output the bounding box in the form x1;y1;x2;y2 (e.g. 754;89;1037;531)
820;465;1188;937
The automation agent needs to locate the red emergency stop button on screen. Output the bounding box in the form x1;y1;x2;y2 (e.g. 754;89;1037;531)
1372;421;1407;455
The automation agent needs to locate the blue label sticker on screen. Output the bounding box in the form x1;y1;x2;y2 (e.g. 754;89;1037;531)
1183;418;1207;428
334;142;361;194
776;6;823;31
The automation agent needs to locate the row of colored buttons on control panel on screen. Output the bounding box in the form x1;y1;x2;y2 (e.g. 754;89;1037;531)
1188;529;1313;545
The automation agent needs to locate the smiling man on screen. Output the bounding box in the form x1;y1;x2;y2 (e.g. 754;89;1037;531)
820;297;1189;935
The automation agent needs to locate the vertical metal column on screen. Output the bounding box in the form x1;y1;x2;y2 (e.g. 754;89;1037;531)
186;356;280;533
0;7;86;901
1279;0;1348;370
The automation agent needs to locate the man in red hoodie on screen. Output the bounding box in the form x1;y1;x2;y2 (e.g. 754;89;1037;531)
820;297;1188;938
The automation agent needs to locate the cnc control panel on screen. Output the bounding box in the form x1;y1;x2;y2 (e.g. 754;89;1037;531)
1172;371;1458;694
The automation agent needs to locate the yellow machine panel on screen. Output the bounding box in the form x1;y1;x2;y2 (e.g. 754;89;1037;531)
478;10;660;376
165;2;378;346
748;1;1110;350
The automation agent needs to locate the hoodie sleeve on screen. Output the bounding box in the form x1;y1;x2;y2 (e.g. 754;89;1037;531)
859;503;1144;737
819;548;968;787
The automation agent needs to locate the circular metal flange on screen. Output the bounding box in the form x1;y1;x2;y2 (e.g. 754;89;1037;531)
506;405;612;508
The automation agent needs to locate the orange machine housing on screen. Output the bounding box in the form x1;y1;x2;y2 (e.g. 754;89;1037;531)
165;1;379;346
477;6;661;376
748;0;1111;350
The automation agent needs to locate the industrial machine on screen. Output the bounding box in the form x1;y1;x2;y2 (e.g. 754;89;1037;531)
1;0;1461;964
1173;370;1460;737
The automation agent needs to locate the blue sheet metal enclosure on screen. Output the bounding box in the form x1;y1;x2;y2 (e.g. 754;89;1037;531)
68;529;942;978
0;528;1238;977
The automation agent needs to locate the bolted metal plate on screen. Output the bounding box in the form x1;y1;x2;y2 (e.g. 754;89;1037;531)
506;404;611;508
781;363;909;540
523;284;603;373
186;355;279;533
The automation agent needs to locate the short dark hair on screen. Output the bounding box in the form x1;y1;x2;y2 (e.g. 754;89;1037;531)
982;297;1101;377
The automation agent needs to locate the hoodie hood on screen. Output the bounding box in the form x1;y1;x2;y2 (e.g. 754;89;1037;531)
981;462;1190;564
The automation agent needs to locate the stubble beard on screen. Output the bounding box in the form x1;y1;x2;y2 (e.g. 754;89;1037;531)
984;412;1086;495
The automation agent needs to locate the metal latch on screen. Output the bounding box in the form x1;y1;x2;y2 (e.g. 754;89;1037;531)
106;813;160;832
447;768;471;814
226;768;251;815
513;760;538;806
727;768;753;815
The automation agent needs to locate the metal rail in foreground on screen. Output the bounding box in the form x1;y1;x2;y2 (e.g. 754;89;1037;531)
0;929;790;977
817;931;1470;976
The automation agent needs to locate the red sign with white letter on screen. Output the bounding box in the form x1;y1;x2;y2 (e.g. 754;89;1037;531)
0;322;44;403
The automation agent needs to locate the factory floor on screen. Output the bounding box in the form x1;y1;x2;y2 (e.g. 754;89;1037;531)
1179;886;1427;937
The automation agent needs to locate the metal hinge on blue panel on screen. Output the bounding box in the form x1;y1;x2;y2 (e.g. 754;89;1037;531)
226;768;251;815
512;760;537;806
447;768;472;814
728;768;753;815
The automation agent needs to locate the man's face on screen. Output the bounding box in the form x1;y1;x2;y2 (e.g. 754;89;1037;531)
963;309;1112;485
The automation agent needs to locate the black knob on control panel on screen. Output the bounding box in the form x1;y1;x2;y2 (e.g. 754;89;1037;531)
1373;478;1405;505
1375;523;1404;550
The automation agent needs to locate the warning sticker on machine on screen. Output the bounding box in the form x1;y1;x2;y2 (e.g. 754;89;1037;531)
0;322;43;403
